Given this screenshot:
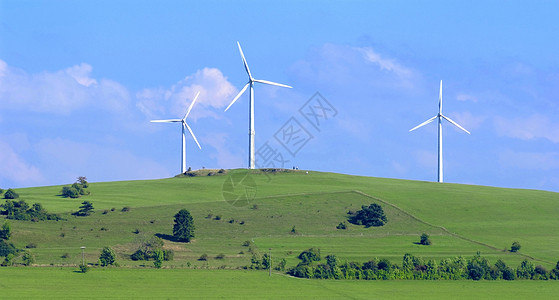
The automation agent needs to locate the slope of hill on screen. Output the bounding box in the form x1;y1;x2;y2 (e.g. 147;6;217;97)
3;169;559;268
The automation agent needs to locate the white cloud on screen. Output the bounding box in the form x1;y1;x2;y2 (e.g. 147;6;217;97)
357;47;412;78
449;111;486;131
494;114;559;143
136;67;237;121
456;93;478;102
0;60;130;114
0;141;45;186
289;43;418;91
499;150;559;170
202;133;244;169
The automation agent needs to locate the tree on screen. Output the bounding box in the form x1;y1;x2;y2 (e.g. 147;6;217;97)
22;251;35;266
173;209;195;242
74;201;94;216
420;233;432;245
153;249;164;268
348;203;387;227
77;176;89;188
510;241;521;252
99;247;116;267
0;222;11;240
4;189;19;199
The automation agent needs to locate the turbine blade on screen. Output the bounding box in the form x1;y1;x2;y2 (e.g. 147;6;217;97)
439;80;443;115
409;116;438;132
184;91;201;120
441;115;471;134
253;79;292;89
151;119;182;123
225;83;249;112
185;122;202;149
237;41;253;80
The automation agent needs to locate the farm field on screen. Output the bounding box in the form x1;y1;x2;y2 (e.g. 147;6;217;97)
2;169;559;298
1;267;559;299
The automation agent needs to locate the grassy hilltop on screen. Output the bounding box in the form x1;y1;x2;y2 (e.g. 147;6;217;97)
4;169;559;269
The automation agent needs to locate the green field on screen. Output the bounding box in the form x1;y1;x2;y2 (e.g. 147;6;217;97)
1;267;558;299
2;169;559;297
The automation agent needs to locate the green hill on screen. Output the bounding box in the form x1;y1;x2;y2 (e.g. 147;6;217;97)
3;169;559;269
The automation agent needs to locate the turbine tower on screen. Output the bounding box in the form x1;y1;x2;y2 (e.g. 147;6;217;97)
409;80;470;183
225;41;292;169
151;91;202;174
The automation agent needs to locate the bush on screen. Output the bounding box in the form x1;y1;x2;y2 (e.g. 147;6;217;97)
298;248;321;264
0;240;17;257
1;200;62;221
153;249;164;268
130;249;147;261
99;247;116;267
0;222;11;240
121;207;130;212
199;253;208;261
216;253;225;260
420;233;432;245
336;222;347;230
510;241;521;252
348;203;387;227
79;263;90;273
163;249;174;261
1;253;15;266
61;186;80;198
22;251;34;266
25;243;37;249
4;189;19;199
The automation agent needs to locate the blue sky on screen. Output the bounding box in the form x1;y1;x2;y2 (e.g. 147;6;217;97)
1;0;558;192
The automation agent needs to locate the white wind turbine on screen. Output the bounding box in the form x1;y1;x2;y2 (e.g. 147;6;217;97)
409;80;470;183
225;41;292;169
151;91;202;174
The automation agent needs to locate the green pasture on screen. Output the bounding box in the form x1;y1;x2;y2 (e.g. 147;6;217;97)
1;267;558;299
3;169;559;270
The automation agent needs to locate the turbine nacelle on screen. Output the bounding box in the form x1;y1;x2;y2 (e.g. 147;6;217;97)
151;91;202;173
409;80;470;183
224;41;292;169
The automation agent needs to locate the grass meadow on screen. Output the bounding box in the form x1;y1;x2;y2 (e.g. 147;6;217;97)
2;169;559;297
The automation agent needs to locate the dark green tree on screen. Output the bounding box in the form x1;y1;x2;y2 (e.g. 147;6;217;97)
420;233;432;245
4;189;19;199
173;209;195;242
510;241;521;252
74;201;94;216
348;203;387;227
99;247;116;267
0;222;11;240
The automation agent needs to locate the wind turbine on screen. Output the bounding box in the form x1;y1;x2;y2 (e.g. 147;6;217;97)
225;41;292;169
151;91;202;174
409;80;470;183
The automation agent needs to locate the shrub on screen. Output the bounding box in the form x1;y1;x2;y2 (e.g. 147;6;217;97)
0;240;17;257
510;241;521;252
242;240;252;247
420;233;432;245
99;247;116;267
516;259;535;279
61;186;79;198
216;253;225;260
290;226;297;234
336;222;347;230
22;251;34;266
79;263;90;273
133;228;140;234
163;249;174;261
25;243;37;249
348;203;387;227
102;210;109;215
131;249;147;261
1;253;15;266
0;222;11;240
153;249;164;268
4;189;19;199
298;248;321;264
121;206;130;212
214;215;221;220
199;253;208;261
